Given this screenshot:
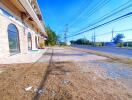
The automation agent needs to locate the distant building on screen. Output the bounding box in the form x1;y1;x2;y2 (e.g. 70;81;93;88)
0;0;47;57
104;42;116;47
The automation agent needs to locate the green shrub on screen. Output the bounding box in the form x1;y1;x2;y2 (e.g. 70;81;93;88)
39;42;44;49
117;43;124;47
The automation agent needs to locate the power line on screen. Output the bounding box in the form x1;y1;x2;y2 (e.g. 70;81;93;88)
66;11;132;38
85;0;132;30
95;28;132;37
67;0;90;23
115;28;132;32
70;0;132;35
68;28;132;39
68;0;110;28
82;0;111;20
68;0;101;27
90;0;132;26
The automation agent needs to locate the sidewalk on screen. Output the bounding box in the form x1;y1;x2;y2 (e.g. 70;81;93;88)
0;48;47;64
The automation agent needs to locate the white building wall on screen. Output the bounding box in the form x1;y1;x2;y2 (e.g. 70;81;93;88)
0;12;39;58
0;13;11;58
26;28;38;50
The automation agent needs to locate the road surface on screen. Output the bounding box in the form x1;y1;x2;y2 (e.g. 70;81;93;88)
72;45;132;58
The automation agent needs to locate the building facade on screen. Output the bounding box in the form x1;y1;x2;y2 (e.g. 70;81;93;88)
0;0;47;58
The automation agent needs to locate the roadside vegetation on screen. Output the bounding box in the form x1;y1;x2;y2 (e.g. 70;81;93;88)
45;27;57;46
70;33;132;48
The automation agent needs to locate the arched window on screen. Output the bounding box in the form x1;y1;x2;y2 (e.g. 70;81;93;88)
35;36;38;48
28;32;32;50
8;24;20;54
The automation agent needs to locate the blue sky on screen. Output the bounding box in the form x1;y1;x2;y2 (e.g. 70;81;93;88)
38;0;132;42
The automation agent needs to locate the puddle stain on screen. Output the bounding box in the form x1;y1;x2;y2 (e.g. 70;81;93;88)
90;60;132;91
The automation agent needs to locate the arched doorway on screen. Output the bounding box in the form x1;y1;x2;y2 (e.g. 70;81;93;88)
7;24;20;54
28;32;32;50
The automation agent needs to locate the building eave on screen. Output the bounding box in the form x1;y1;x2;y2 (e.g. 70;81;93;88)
19;0;46;34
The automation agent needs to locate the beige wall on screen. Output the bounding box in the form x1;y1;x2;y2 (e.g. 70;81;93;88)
38;37;45;48
0;13;41;58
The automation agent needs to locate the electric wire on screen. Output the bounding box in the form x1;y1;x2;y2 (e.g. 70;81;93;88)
68;0;110;27
70;0;132;35
66;11;132;38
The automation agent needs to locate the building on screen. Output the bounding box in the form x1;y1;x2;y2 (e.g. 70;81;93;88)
104;42;116;47
0;0;47;58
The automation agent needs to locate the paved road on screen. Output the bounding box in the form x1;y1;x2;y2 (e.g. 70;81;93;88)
72;45;132;58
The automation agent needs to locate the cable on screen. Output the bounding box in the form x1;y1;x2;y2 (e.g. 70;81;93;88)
58;0;91;35
90;0;132;25
115;28;132;32
95;28;132;37
68;0;109;27
83;0;111;20
66;12;132;38
71;0;132;34
67;0;90;23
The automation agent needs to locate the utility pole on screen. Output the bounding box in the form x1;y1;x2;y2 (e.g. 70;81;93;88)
93;29;96;46
91;33;93;45
111;29;114;42
64;24;68;45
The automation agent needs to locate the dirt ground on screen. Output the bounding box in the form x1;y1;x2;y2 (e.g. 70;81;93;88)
0;62;131;100
0;48;132;100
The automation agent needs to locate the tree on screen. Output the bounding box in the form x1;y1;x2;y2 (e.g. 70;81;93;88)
70;40;75;44
113;34;125;44
45;27;57;46
70;38;89;45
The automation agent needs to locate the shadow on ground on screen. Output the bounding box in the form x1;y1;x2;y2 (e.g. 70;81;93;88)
33;49;73;100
